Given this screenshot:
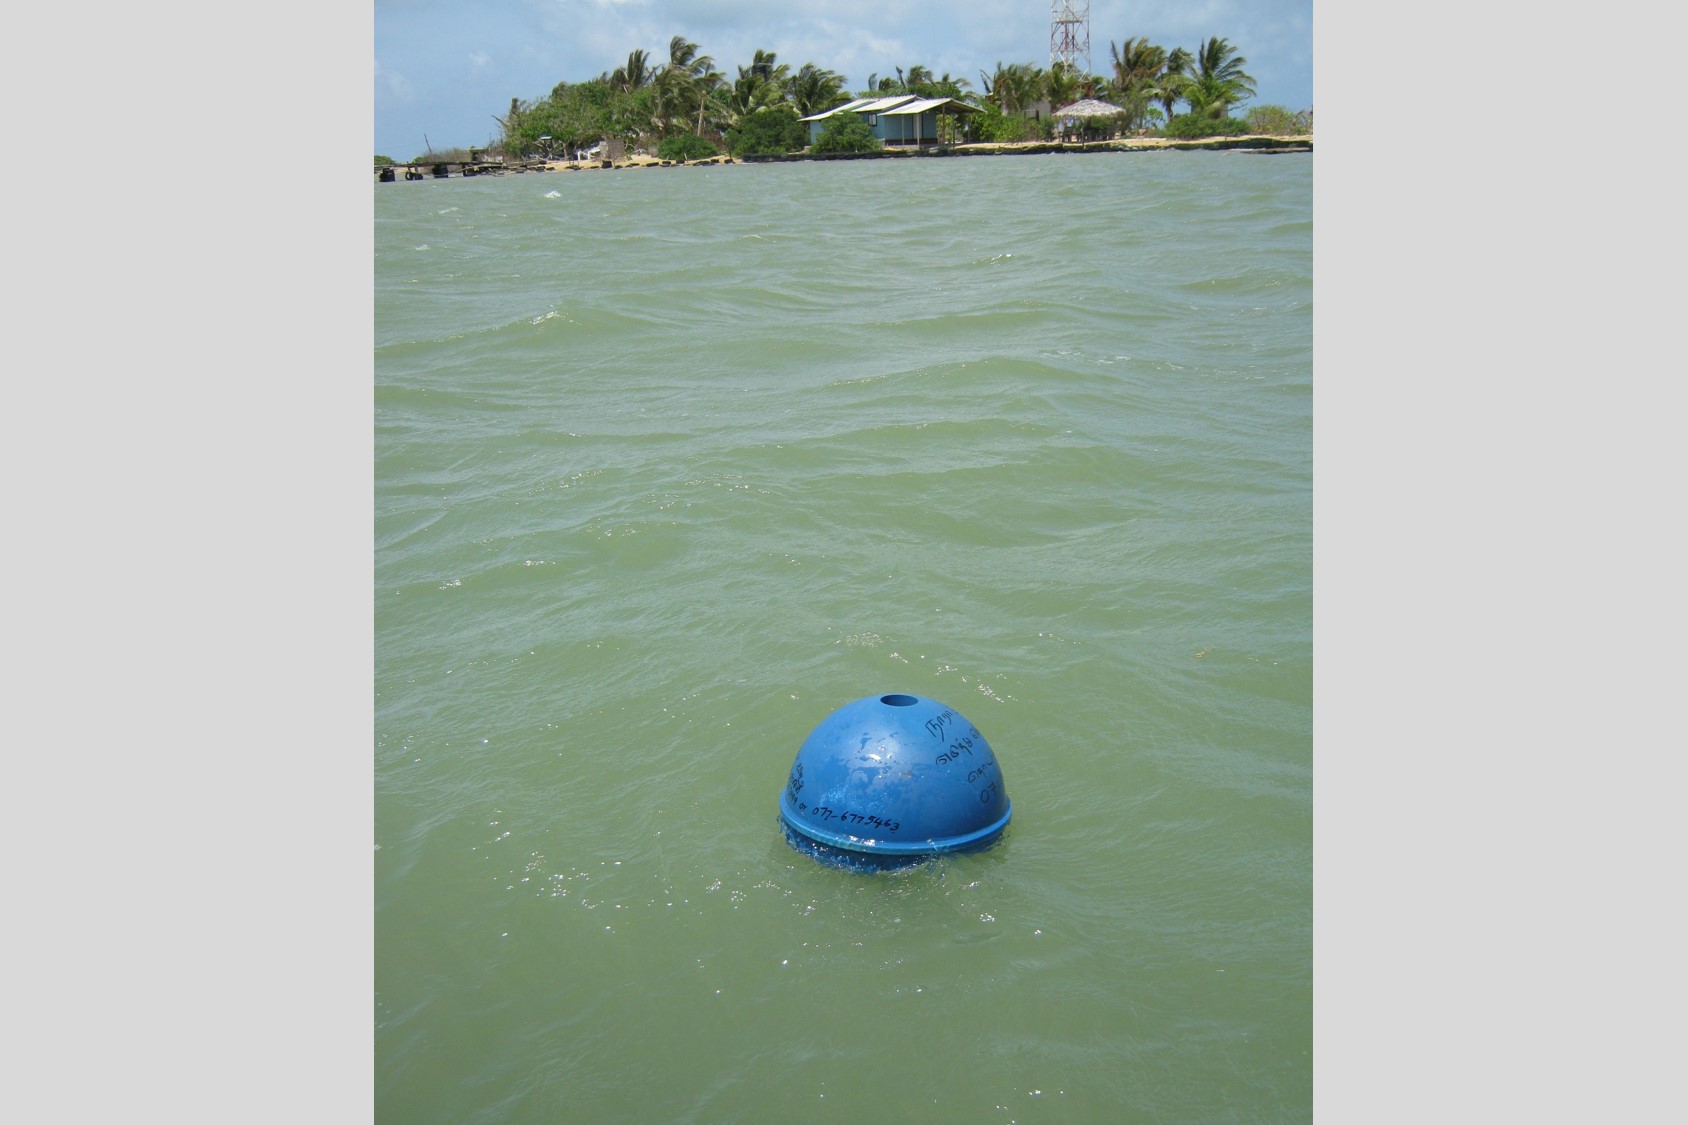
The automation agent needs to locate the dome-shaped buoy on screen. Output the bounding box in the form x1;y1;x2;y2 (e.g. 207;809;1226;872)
779;693;1012;870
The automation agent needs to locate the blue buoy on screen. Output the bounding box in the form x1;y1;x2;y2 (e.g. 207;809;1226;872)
779;693;1012;870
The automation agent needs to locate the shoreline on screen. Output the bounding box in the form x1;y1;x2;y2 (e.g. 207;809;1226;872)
378;134;1310;180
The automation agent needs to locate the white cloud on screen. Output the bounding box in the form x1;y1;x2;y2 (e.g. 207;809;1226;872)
373;58;414;103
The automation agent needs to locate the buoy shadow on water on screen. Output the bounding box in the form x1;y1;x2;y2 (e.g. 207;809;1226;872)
778;693;1012;873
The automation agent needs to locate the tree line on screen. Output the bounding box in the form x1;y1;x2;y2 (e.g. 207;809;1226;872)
404;34;1306;164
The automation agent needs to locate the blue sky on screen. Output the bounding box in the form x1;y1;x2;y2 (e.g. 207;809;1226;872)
374;0;1313;159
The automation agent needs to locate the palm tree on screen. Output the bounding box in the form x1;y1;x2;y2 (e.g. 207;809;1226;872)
497;97;530;136
664;35;705;77
748;48;787;87
1045;60;1083;110
728;51;789;124
1195;36;1253;86
1009;63;1046;118
653;36;724;137
1157;47;1193;123
1108;37;1168;129
976;62;1044;117
610;49;653;95
692;59;726;135
789;62;848;119
1186;37;1257;119
933;72;972;98
1110;38;1164;91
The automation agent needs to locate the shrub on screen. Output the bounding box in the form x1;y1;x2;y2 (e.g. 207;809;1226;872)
1163;113;1252;139
811;110;880;154
411;146;478;164
374;154;395;167
657;133;721;162
1242;105;1311;136
726;106;808;156
969;103;1048;143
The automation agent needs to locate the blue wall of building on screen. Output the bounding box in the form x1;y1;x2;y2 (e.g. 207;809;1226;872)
807;111;940;147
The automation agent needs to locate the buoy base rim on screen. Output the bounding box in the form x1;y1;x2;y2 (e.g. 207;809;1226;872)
779;800;1012;859
779;821;933;872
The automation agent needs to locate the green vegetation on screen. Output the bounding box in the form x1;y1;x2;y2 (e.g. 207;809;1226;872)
1182;37;1258;120
725;105;809;156
1164;113;1252;139
860;64;971;101
975;61;1045;119
463;30;1301;161
497;79;618;158
1243;105;1312;136
408;145;479;164
810;111;879;154
374;155;396;167
970;102;1049;143
788;63;849;119
491;43;849;161
657;133;721;161
1080;35;1257;134
1106;37;1170;132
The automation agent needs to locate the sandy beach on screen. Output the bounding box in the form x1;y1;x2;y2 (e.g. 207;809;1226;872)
523;134;1312;173
377;134;1311;181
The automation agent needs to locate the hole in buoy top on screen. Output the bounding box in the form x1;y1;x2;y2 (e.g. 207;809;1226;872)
880;694;919;706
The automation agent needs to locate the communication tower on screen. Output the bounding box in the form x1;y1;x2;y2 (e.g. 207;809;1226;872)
1050;0;1091;76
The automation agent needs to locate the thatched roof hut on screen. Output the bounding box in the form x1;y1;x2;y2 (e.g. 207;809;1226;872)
1052;98;1127;119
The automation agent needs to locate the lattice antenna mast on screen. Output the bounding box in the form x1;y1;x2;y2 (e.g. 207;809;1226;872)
1050;0;1091;77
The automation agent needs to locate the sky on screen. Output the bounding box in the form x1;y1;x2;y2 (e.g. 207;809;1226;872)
374;0;1313;159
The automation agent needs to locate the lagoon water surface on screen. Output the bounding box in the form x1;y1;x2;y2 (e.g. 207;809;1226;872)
375;151;1312;1122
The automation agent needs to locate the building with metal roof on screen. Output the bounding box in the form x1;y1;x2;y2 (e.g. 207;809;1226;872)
799;95;980;149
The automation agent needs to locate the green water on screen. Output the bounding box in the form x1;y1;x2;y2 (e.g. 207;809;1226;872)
375;151;1312;1123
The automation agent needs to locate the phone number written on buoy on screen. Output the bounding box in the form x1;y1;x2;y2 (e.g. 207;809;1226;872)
801;805;900;833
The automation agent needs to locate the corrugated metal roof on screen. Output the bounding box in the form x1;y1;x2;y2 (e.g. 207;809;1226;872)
878;97;979;115
858;95;920;113
798;99;859;122
799;95;921;121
